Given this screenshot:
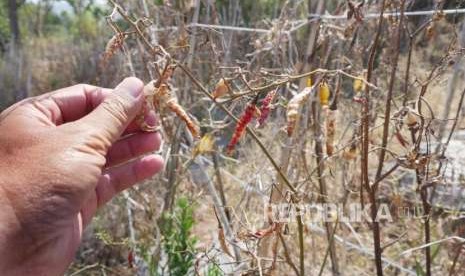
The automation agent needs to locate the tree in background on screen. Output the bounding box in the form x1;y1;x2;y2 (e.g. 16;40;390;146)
31;0;54;37
6;0;25;46
0;1;11;51
64;0;94;15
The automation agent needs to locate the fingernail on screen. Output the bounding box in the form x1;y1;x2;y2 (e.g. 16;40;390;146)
117;77;144;99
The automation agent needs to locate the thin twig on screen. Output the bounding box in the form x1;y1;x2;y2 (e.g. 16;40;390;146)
362;1;386;275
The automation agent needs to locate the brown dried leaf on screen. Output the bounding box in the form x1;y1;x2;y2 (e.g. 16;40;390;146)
212;78;230;99
342;144;357;161
192;133;215;157
218;228;233;257
249;223;278;239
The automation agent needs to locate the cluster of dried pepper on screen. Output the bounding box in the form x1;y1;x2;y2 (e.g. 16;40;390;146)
256;88;278;128
226;97;259;154
226;78;339;156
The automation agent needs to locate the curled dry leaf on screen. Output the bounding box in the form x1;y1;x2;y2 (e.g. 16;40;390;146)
426;23;435;40
353;77;366;93
404;107;419;129
192;133;215;157
256;88;278;128
212;78;230;99
344;22;357;38
342;144;357;161
142;81;200;138
227;98;258;154
157;64;176;87
218;227;233;257
248;222;278;239
286;86;313;136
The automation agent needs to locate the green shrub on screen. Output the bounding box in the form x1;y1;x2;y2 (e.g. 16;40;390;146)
206;263;223;276
160;197;198;276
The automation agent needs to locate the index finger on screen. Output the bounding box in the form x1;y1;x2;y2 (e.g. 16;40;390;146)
39;84;113;124
1;83;156;133
0;84;112;127
45;84;157;133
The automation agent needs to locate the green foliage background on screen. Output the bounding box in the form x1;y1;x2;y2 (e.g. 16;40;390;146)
0;1;10;49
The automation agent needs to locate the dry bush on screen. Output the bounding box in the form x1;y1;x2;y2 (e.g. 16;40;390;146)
0;34;130;112
19;0;462;275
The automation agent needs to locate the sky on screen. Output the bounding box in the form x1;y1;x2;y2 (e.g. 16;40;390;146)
28;0;107;14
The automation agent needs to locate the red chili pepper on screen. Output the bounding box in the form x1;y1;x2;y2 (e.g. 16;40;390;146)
256;88;277;128
227;98;258;154
127;250;134;268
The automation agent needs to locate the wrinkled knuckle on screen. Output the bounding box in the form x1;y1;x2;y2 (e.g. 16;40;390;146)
102;96;131;125
74;83;89;91
74;83;102;96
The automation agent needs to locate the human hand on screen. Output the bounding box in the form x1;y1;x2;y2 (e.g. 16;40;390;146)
0;77;164;275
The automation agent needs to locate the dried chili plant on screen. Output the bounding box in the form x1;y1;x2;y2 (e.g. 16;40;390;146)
142;66;200;138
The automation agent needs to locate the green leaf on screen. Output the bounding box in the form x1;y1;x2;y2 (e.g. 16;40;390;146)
431;243;441;262
415;259;426;276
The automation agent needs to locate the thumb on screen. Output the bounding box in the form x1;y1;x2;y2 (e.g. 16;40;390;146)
81;77;144;146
